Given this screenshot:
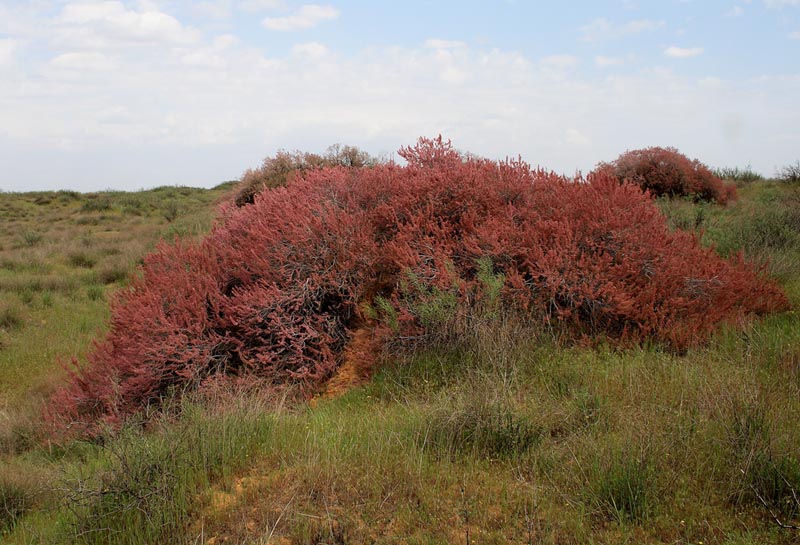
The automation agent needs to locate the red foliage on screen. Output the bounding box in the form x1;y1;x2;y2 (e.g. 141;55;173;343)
596;146;736;204
234;144;379;207
47;137;788;436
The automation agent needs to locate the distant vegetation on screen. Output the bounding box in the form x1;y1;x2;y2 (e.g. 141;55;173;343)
714;165;765;183
1;143;799;544
596;146;737;204
777;160;800;184
234;144;381;206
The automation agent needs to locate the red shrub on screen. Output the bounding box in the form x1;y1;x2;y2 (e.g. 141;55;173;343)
234;144;379;207
596;147;737;204
47;137;788;437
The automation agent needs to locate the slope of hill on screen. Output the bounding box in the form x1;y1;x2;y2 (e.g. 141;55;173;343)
1;176;798;545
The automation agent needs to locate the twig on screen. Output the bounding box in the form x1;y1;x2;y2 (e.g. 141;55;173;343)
743;470;800;531
263;492;295;544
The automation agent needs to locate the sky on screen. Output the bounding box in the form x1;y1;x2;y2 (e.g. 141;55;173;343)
0;0;799;192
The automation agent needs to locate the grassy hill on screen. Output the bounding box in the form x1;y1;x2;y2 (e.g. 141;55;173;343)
1;178;799;544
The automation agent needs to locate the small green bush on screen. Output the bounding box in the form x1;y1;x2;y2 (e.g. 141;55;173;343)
714;166;764;183
80;195;112;212
777;161;800;184
746;453;800;520
86;285;104;302
724;399;767;456
68;252;98;269
18;231;42;247
572;391;605;431
95;264;128;285
18;288;35;307
0;304;23;331
588;449;656;523
56;190;81;202
161;200;181;223
0;474;31;533
423;398;543;460
74;216;99;226
235;144;380;207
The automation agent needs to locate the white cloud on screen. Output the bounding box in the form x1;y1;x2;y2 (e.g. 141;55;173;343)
50;51;117;71
564;128;591;146
791;30;800;38
540;54;578;69
291;41;329;60
0;13;798;193
181;34;238;67
238;0;285;12
424;39;467;50
55;1;201;47
579;18;664;42
0;38;17;66
595;55;624;67
59;2;124;24
262;4;339;31
664;45;703;58
195;0;234;20
726;6;745;16
699;76;723;88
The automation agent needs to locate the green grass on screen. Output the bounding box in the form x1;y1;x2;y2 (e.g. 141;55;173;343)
1;179;799;544
714;166;765;183
0;184;235;463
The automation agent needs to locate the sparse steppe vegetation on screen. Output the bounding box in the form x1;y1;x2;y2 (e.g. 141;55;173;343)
1;153;799;544
0;184;236;428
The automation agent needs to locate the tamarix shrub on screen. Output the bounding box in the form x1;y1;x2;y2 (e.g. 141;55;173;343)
47;137;789;436
596;146;737;204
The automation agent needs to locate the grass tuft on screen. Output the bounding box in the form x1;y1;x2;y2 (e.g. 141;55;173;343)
588;448;656;523
0;304;24;331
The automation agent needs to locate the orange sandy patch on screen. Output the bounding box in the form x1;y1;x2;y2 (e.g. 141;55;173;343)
318;325;382;399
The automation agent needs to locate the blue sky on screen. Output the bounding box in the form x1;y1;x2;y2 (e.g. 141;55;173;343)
1;0;799;191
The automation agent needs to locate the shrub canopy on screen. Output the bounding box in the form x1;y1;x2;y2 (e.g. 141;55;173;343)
234;144;378;207
596;146;736;203
48;138;788;436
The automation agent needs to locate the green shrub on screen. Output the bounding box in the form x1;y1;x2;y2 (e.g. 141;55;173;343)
235;144;380;207
572;391;606;431
56;190;81;202
777;161;800;184
95;264;128;285
657;197;710;233
19;288;35;306
161;200;181;223
118;195;145;214
714;166;765;183
80;195;112;212
86;285;104;302
18;231;42;247
587;449;656;523
746;453;800;521
68;252;98;269
0;304;23;331
40;291;54;308
724;399;767;456
0;473;32;533
74;216;99;226
422;397;543;460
